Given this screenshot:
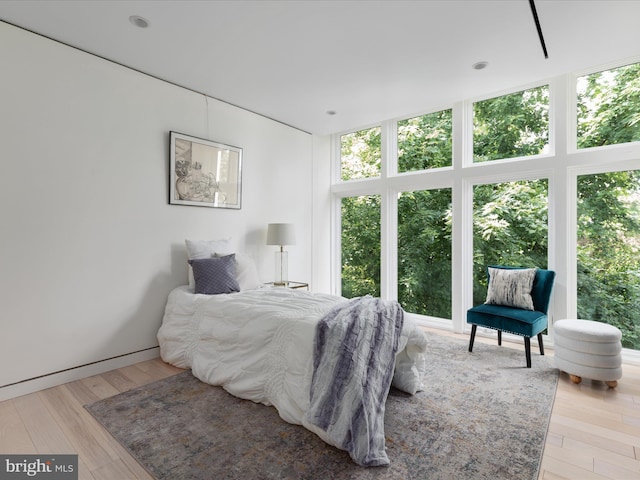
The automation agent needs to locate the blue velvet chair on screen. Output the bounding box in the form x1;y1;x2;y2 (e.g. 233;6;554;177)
467;266;556;368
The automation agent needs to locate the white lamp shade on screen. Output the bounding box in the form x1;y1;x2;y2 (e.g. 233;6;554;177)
267;223;296;246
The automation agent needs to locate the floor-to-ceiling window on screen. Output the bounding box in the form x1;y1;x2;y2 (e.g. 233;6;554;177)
331;60;640;354
398;188;452;319
472;179;548;304
577;170;640;349
339;127;382;297
573;62;640;350
341;195;381;298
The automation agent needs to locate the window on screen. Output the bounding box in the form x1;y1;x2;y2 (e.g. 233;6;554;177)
331;63;640;353
472;179;549;304
577;170;640;349
397;109;452;172
398;188;452;318
473;86;549;162
577;62;640;149
340;126;381;181
341;195;381;298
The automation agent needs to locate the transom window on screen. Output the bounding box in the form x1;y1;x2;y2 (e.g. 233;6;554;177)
577;62;640;149
397;109;452;172
473;86;549;162
340;126;381;181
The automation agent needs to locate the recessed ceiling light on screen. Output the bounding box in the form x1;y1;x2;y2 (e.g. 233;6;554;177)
472;61;489;70
129;15;150;28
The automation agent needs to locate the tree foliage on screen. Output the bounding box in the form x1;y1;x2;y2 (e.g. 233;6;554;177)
341;127;381;180
472;180;549;304
474;86;549;162
398;110;452;172
398;189;452;318
578;63;640;148
341;195;380;298
577;171;640;348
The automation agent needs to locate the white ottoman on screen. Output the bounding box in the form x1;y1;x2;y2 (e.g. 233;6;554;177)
554;319;622;388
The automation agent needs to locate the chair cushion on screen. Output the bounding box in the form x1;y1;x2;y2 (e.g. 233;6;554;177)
467;303;548;337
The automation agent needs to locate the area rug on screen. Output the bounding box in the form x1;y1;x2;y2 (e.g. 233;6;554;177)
86;332;558;480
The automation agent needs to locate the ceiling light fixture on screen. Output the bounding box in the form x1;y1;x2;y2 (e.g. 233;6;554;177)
129;15;150;28
472;61;488;70
326;110;337;116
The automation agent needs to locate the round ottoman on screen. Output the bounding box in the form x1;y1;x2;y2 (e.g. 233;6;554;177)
554;319;622;388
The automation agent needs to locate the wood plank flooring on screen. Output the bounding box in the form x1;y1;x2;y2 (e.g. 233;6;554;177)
0;331;638;479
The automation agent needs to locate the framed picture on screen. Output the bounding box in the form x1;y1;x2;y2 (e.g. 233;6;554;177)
169;131;242;209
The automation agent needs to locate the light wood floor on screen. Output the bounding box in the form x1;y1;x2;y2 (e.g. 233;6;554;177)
0;331;638;480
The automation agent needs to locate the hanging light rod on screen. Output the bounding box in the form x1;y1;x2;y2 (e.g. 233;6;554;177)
529;0;548;59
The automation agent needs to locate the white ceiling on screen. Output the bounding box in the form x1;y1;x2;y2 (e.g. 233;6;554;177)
2;0;640;135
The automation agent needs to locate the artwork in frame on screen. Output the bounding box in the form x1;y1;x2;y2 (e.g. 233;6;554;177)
169;131;243;209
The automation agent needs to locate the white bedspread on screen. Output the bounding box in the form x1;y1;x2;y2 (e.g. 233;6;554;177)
157;286;428;440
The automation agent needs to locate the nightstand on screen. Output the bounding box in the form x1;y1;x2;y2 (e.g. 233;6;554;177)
264;281;309;290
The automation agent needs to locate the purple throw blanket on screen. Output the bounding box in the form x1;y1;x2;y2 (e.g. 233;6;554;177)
303;295;404;467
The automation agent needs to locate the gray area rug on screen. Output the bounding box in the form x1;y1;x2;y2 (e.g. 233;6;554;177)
86;332;558;480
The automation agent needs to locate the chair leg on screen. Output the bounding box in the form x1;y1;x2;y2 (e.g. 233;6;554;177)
524;337;532;368
537;333;544;356
498;330;502;346
469;325;477;352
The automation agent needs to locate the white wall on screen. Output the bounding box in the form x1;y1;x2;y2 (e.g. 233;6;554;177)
0;22;316;397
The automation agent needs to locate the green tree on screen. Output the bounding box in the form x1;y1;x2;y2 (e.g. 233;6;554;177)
341;195;381;298
398;110;452;172
472;180;549;305
474;86;549;162
578;63;640;148
398;189;452;318
341;127;381;180
577;171;640;348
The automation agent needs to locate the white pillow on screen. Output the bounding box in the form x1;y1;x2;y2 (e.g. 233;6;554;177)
485;267;537;311
185;238;232;288
215;252;261;291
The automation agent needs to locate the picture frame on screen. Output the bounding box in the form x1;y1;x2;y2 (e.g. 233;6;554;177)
169;131;243;209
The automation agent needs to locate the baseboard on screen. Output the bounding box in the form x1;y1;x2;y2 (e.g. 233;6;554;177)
0;347;160;402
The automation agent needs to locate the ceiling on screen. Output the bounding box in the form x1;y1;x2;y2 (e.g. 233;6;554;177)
1;0;640;136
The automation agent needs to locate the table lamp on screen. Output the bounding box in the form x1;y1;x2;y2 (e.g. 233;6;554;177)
266;223;296;286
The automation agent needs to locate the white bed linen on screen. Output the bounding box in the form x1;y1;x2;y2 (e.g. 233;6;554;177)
158;286;427;427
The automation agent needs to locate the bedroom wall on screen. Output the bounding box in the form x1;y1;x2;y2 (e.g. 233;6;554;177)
0;22;318;399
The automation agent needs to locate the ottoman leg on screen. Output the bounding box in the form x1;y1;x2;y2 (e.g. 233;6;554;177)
605;380;618;388
570;374;582;384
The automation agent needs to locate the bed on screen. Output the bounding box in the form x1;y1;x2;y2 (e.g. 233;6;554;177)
157;241;428;466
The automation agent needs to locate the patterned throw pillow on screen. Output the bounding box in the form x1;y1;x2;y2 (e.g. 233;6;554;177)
189;254;240;295
485;267;537;311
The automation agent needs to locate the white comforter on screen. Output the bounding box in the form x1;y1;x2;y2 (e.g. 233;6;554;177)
158;286;427;428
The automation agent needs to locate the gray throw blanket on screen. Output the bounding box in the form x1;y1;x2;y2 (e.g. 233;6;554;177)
303;295;404;467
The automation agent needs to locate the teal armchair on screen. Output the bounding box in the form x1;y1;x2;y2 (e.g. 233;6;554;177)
467;266;556;368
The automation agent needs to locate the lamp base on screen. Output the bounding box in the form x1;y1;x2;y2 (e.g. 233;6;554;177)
274;250;288;285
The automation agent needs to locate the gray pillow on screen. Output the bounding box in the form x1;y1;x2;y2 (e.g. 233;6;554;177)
188;254;240;295
485;267;537;310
